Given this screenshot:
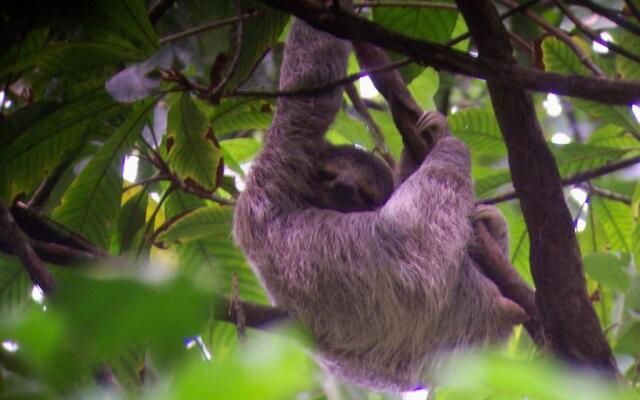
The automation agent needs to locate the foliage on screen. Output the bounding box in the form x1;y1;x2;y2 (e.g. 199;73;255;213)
0;0;638;399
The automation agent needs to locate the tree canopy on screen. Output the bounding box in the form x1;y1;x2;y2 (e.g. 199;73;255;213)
0;0;639;399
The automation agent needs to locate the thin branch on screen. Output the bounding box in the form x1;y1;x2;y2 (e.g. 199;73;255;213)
480;155;640;204
554;0;640;64
345;82;395;167
258;0;640;105
0;199;55;294
507;30;534;55
354;1;456;9
580;183;632;205
229;57;412;99
495;0;604;76
214;294;289;329
568;0;640;37
159;11;259;45
209;0;244;100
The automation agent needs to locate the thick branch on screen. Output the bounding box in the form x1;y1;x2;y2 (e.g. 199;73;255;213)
0;200;55;294
456;0;617;374
259;0;640;105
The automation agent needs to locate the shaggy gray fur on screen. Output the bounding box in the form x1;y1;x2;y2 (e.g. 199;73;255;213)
234;19;517;391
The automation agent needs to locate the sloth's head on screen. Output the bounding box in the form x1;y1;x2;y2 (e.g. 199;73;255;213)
311;146;394;213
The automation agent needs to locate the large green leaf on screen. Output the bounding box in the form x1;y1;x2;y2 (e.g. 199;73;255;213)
373;1;458;82
583;253;629;292
552;143;639;177
0;88;120;202
449;108;506;157
633;182;640;266
95;0;158;53
209;98;274;137
590;197;633;253
156;205;233;245
331;110;374;150
168;94;223;191
373;1;458;44
1;41;147;78
0;255;32;317
0;28;49;77
53;99;155;248
225;6;289;90
615;30;640;81
164;192;266;303
474;169;511;198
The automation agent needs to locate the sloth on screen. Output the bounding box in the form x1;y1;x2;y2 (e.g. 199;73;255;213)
233;18;526;390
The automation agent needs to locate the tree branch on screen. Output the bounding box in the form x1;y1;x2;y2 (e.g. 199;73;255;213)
568;0;640;37
480;155;640;204
455;0;617;374
0;199;55;294
258;0;640;105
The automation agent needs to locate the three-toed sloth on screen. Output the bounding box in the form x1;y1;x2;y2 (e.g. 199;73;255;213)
233;18;526;390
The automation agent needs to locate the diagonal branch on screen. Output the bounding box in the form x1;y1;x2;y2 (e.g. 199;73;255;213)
258;0;640;105
0;199;55;294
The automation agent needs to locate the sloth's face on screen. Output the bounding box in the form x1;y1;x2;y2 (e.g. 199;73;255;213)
311;146;393;213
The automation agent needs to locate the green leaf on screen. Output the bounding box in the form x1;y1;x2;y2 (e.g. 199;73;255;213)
615;30;640;80
1;41;147;78
407;68;439;110
209;98;274;136
53;99;155;248
0;255;32;317
331;110;374;150
369;109;403;159
220;138;261;164
157;205;233;244
95;0;158;53
449;108;506;157
164;192;266;303
474;169;511;198
163;329;313;400
633;182;640;266
583;253;629;291
0;88;119;202
590;197;633;253
552;143;638;177
114;188;149;254
373;3;457;43
541;36;640;137
0;28;49;76
225;6;289;90
168;94;223;191
541;36;590;75
373;2;457;82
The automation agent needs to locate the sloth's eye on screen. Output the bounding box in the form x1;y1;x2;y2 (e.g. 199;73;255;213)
318;169;337;182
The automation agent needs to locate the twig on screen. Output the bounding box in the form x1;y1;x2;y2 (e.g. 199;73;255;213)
0;199;55;294
495;0;604;76
345;82;395;167
480;155;640;204
580;183;632;205
554;0;640;64
229;57;412;99
215;294;289;329
568;0;640;36
209;0;244;100
354;1;456;9
159;11;260;45
507;30;534;55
